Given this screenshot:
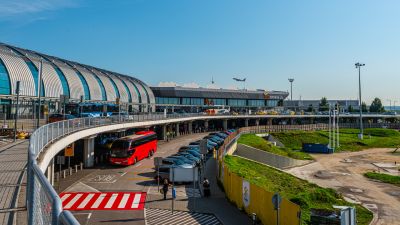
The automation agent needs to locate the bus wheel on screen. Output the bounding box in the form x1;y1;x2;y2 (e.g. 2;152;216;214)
134;158;137;164
150;150;154;156
148;151;151;158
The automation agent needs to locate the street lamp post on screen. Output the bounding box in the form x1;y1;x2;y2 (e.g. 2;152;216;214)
355;62;365;139
387;99;392;112
288;78;294;101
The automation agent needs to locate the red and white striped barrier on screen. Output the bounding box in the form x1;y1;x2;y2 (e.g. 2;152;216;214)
60;192;146;211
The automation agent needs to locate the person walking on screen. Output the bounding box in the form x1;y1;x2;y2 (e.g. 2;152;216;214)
203;177;210;197
162;179;169;200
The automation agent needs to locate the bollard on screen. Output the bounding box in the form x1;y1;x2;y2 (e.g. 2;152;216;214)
80;162;83;170
252;213;257;225
75;165;78;173
69;167;73;176
63;170;66;178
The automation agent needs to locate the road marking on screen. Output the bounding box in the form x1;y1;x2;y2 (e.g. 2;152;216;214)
104;193;118;208
60;192;146;210
145;208;221;225
91;193;106;209
118;194;130;208
131;194;142;208
60;194;71;203
120;172;127;177
64;194;82;209
77;194;94;209
126;177;154;181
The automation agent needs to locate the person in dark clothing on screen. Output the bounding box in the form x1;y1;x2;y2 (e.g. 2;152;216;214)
203;177;210;197
162;179;169;200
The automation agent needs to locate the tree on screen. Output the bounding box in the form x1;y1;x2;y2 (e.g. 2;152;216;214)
361;102;368;113
306;104;314;112
369;97;385;113
319;97;329;111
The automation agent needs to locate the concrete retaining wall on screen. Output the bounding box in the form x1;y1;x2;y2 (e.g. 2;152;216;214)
234;144;310;169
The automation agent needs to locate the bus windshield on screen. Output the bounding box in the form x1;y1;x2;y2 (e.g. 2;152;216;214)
110;140;131;158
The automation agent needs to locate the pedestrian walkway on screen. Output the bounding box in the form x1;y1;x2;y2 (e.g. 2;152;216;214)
0;140;28;225
145;208;221;225
145;157;252;225
60;192;146;211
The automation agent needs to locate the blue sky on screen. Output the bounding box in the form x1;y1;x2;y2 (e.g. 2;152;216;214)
1;0;399;104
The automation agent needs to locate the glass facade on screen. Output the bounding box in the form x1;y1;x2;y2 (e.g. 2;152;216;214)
205;98;226;105
267;99;279;107
53;67;70;98
228;99;246;106
0;59;10;95
182;98;203;105
248;99;265;107
75;71;90;100
156;97;180;105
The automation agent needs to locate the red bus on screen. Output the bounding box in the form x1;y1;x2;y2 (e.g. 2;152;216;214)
109;131;157;166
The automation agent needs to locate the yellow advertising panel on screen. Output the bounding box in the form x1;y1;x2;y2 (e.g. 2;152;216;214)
65;143;74;157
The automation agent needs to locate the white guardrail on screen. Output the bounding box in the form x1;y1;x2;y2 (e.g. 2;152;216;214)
26;112;399;224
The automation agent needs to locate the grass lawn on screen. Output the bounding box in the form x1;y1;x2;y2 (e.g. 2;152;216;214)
224;155;373;225
364;172;400;187
271;128;400;152
238;133;313;160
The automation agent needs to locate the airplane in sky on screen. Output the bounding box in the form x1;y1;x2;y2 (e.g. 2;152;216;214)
232;77;246;82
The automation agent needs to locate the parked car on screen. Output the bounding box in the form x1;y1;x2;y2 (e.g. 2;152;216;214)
160;158;193;169
166;156;196;166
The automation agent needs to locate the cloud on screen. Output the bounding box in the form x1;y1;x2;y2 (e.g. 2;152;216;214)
0;0;78;20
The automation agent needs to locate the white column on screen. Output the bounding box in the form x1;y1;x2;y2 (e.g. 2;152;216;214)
204;120;209;131
244;119;249;127
162;125;167;140
188;121;193;134
223;119;228;130
84;136;96;168
47;159;54;186
176;123;180;137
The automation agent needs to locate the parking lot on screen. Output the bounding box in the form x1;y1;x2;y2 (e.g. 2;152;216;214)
60;132;210;225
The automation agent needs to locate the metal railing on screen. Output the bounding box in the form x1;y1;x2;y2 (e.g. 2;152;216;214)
27;112;400;224
27;112;209;225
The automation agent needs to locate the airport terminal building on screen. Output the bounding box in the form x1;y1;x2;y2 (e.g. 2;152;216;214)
151;86;289;113
0;43;156;116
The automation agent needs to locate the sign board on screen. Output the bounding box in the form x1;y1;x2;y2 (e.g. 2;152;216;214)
154;157;163;167
56;156;65;165
172;187;176;199
242;180;250;207
272;192;282;210
200;139;208;154
43;105;49;115
64;143;75;157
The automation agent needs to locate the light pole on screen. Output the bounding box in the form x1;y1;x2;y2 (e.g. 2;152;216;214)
355;62;365;139
288;78;294;102
387;99;392;112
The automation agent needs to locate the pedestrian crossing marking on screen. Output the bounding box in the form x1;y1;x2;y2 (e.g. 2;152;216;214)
145;208;222;225
60;192;146;211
